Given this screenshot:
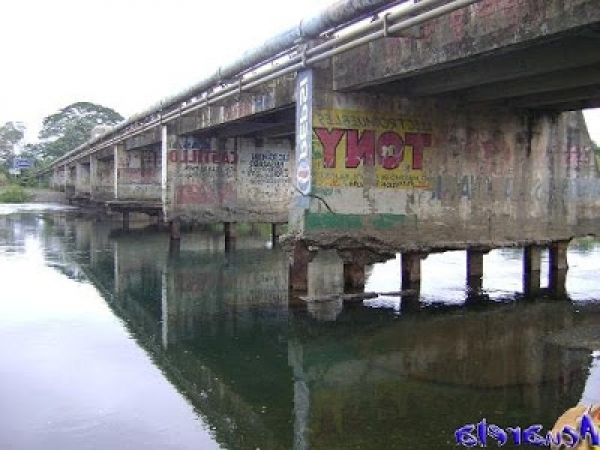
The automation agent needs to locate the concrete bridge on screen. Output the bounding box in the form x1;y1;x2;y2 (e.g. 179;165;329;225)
40;0;600;295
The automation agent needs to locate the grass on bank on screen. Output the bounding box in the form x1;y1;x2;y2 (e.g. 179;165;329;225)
0;185;33;203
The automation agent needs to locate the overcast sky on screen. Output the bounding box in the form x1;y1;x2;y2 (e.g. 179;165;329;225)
1;0;598;144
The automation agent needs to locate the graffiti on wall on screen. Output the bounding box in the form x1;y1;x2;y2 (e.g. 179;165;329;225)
312;109;433;189
171;137;237;206
169;137;237;178
244;152;290;185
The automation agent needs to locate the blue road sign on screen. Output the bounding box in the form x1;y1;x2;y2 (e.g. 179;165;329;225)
13;158;32;169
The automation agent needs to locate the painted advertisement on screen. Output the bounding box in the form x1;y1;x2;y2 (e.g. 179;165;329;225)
296;70;313;196
169;137;237;206
312;109;433;189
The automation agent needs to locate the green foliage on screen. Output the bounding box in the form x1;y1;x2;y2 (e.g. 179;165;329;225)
0;121;26;168
0;185;32;203
37;102;124;161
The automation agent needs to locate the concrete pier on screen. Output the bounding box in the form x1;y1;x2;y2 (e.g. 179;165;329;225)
466;249;487;292
523;245;543;295
401;253;422;292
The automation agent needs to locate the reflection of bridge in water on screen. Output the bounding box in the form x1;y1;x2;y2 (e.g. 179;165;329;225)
38;213;600;449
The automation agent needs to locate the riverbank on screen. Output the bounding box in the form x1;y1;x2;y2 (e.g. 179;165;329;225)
26;187;68;204
0;186;68;204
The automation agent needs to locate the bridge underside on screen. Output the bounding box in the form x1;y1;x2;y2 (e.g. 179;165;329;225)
354;28;600;111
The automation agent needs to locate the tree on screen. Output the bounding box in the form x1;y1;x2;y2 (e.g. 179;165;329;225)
0;121;26;169
37;102;124;161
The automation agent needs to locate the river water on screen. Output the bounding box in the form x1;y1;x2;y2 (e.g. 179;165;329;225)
1;204;600;449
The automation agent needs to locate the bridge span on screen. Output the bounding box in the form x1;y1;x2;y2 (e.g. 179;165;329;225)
40;0;600;296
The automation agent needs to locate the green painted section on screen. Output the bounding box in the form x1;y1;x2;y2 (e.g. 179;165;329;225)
305;213;364;231
305;213;406;231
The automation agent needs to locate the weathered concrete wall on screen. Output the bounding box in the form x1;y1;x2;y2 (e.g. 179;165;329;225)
116;145;161;201
75;161;91;195
165;134;294;223
51;167;65;190
177;76;296;136
288;66;600;258
91;157;115;200
334;0;600;90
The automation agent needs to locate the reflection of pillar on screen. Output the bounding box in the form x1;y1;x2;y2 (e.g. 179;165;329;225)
549;241;569;297
170;218;181;240
466;249;486;292
122;211;130;231
114;243;121;294
288;341;309;450
523;245;542;296
307;250;344;321
224;222;236;252
161;269;169;350
344;262;365;290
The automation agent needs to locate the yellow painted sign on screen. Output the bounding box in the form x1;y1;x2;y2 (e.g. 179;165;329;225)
312;109;432;189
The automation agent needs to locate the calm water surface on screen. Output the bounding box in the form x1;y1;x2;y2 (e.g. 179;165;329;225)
1;204;600;449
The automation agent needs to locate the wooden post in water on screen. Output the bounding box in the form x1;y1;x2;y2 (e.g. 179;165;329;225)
122;211;130;231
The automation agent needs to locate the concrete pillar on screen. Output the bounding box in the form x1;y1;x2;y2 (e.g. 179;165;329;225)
523;245;542;296
271;223;281;248
224;222;236;252
289;241;311;292
548;240;569;297
549;240;569;271
466;249;486;292
401;252;423;310
344;262;366;290
401;252;422;290
113;144;125;200
89;156;97;200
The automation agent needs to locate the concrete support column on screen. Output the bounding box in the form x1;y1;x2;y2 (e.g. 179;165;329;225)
224;222;236;252
401;252;422;290
113;144;121;200
271;223;282;248
549;240;569;297
523;245;542;296
549;240;569;271
466;249;486;292
344;262;366;290
89;156;97;200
